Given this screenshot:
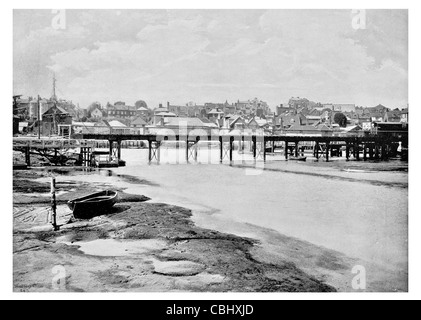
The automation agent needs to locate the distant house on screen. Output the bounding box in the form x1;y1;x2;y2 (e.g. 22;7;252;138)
306;115;322;125
130;117;148;134
91;107;103;119
339;125;362;134
107;102;137;118
333;104;356;113
287;123;333;136
148;117;215;135
40;105;72;135
400;109;408;123
207;109;225;121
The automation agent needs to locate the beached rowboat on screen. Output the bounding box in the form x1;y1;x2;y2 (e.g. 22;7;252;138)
67;190;118;219
289;156;307;161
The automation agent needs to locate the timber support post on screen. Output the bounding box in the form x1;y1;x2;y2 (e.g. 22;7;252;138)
363;143;367;161
219;136;223;163
285;140;288;160
229;136;233;163
325;141;330;162
252;136;257;159
263;137;267;162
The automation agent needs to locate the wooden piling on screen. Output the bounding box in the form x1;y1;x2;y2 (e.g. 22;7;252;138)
229;137;233;162
25;145;31;167
252;136;257;159
363;144;367;161
295;142;299;157
148;140;152;163
219;136;223;163
51;177;59;231
325;141;330;162
284;140;288;160
263;138;267;162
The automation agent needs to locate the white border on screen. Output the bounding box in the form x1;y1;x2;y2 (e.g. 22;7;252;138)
2;0;419;301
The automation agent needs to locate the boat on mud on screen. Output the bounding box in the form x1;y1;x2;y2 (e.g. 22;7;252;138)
289;156;307;161
67;190;119;219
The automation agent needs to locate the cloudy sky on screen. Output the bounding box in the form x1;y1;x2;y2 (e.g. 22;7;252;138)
13;9;408;109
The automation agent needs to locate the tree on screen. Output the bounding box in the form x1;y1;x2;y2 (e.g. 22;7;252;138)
135;100;148;109
334;112;347;127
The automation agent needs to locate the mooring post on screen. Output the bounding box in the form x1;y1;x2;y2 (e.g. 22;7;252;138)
50;177;59;231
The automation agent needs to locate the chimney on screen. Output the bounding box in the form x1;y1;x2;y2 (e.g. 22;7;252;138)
167;102;170;108
159;103;162;108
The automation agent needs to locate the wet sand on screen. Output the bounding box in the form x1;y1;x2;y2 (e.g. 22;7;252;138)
13;168;336;292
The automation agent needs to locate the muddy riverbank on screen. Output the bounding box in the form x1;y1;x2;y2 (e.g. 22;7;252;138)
13;168;335;292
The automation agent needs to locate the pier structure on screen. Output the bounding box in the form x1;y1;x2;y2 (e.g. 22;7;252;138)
74;133;405;165
13;131;407;167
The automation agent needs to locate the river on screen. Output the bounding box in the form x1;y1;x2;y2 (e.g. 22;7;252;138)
106;146;407;291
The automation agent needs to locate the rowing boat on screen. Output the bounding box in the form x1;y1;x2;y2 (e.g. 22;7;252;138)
67;190;118;219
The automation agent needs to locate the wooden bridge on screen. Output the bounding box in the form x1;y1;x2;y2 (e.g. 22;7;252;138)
13;129;407;167
70;132;406;164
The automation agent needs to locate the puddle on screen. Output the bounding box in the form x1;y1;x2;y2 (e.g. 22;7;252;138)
63;238;168;257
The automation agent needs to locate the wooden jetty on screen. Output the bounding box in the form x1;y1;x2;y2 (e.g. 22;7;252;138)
13;124;407;167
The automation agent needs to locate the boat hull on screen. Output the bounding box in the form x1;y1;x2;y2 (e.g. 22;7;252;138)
67;190;118;219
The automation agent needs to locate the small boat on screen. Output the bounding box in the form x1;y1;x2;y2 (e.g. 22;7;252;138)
13;162;28;170
289;156;307;161
67;190;118;219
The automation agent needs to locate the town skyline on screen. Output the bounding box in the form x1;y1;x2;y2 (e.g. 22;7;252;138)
14;9;408;110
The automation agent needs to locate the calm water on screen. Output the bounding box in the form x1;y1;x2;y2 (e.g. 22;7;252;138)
109;146;408;278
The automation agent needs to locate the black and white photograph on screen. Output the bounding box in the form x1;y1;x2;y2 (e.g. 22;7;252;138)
4;2;419;301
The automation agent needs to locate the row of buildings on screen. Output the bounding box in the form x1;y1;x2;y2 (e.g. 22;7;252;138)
13;95;408;137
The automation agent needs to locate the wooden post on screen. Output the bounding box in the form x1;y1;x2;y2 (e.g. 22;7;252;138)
315;142;319;160
263;138;267;162
51;177;59;231
284;140;288;160
369;143;374;160
25;145;31;166
148;140;152;163
295;142;299;157
117;141;121;161
325;141;330;162
346;142;350;161
363;144;367;161
219;136;223;163
109;140;113;158
355;142;360;161
186;140;189;163
252;136;257;159
229;137;233;163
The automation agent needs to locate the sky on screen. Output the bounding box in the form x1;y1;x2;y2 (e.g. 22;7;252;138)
13;9;408;110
